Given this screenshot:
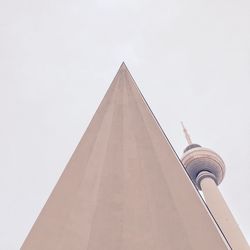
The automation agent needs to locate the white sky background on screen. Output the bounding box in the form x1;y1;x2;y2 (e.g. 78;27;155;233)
0;0;250;248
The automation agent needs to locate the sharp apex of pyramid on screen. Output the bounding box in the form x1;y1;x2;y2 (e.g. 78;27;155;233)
111;61;136;87
117;61;129;73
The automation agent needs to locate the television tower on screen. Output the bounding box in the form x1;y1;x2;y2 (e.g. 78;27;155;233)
181;123;249;250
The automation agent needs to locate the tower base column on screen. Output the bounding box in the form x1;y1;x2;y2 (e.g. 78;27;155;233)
200;177;249;250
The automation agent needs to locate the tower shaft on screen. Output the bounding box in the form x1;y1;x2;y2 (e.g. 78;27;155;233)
200;177;249;250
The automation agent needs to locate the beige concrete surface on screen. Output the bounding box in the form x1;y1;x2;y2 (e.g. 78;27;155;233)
201;177;249;250
22;63;230;250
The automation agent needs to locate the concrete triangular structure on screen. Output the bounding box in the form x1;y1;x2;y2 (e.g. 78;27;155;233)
22;63;230;249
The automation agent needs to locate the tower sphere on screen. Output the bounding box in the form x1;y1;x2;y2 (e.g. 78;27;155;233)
181;145;226;190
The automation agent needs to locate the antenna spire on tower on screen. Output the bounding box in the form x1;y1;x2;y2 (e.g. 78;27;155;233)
181;122;192;145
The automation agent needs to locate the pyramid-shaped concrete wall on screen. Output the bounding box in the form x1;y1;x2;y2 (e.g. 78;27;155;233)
22;64;230;250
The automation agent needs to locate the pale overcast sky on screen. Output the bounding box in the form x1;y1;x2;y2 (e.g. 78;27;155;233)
1;0;250;249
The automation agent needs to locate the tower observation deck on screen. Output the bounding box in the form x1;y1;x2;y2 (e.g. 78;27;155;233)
181;123;249;250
